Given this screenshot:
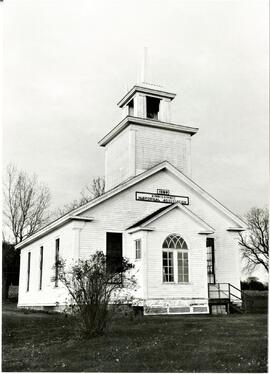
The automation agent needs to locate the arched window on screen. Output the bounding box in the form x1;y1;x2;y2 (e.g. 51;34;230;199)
162;234;189;284
162;234;188;250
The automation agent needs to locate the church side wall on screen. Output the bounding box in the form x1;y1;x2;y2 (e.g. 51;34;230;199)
18;222;74;308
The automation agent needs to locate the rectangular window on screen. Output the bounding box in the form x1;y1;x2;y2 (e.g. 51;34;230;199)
55;239;60;287
106;232;123;273
206;238;215;284
27;252;31;292
177;252;189;283
39;246;43;290
162;251;174;282
135;239;141;260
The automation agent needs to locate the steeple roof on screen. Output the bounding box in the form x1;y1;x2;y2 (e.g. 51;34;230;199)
117;85;176;108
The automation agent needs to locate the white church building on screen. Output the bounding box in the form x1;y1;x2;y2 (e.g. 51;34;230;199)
16;75;246;315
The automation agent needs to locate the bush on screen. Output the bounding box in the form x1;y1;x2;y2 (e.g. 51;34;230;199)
56;251;136;337
241;278;268;291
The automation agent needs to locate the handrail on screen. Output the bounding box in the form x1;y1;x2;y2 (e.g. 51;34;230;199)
209;282;252;312
228;283;250;299
230;292;242;301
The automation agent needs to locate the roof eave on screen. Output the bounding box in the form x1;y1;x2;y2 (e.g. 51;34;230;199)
198;230;215;235
126;226;155;234
98;116;198;147
15;216;94;250
227;227;246;232
117;85;176;108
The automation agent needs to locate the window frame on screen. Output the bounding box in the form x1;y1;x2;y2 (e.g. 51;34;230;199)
135;239;142;260
206;237;215;284
162;250;174;283
55;238;60;287
26;252;31;292
39;246;43;290
162;234;190;284
177;250;189;283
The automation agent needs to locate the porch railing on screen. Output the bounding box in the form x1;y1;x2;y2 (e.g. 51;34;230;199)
208;283;250;312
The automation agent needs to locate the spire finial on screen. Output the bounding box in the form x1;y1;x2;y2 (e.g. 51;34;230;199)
141;46;148;84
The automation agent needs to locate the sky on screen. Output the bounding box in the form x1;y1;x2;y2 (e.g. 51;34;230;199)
3;0;268;216
2;0;269;280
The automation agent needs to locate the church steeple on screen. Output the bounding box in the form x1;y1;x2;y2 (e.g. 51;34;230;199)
118;85;176;123
99;54;199;191
119;48;175;122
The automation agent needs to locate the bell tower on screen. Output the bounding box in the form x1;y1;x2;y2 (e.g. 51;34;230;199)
98;52;198;191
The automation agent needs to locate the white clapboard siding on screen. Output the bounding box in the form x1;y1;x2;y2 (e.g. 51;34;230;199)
105;127;130;191
18;222;74;307
135;125;191;177
144;208;208;300
79;168;241;291
18;167;242;309
105;124;192;191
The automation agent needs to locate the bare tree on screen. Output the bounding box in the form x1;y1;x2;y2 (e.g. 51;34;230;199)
54;176;105;218
239;207;269;273
3;164;51;244
54;198;88;218
82;176;105;199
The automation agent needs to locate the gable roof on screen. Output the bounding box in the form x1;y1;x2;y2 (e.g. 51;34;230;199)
127;205;170;230
15;160;246;249
126;202;215;234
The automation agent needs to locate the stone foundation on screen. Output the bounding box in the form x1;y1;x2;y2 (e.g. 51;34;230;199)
143;298;209;315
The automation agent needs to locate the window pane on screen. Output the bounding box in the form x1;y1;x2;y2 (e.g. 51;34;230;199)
206;238;215;282
27;252;31;292
39;246;43;290
55;239;60;287
135;239;141;250
135;239;141;259
163;252;174;282
178;251;189;283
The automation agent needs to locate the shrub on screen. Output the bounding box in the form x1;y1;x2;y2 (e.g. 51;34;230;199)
241;277;268;291
56;251;136;337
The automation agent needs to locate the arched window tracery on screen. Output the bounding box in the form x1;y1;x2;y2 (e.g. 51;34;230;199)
162;233;188;250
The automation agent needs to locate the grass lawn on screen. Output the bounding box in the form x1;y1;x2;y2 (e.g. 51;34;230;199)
2;303;267;372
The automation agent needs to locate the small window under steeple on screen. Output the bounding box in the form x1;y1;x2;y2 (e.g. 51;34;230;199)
146;96;160;120
128;99;134;116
